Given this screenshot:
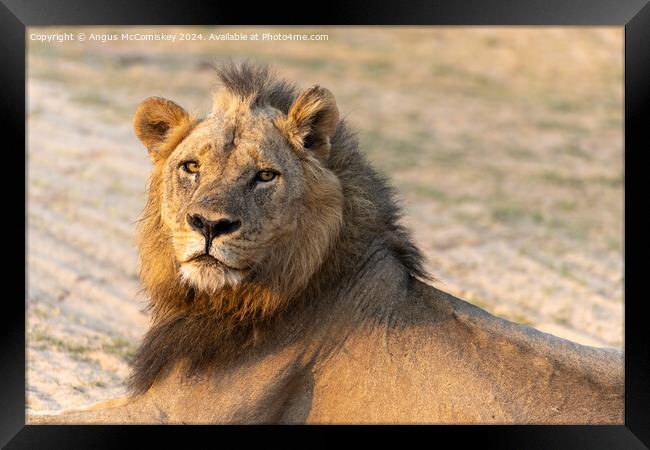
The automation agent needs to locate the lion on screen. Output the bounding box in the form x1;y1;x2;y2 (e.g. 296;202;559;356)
30;62;623;424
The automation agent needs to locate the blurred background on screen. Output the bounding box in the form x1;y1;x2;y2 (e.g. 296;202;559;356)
27;26;623;414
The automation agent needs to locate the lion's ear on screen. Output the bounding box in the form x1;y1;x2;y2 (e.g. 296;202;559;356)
134;97;191;162
283;85;339;161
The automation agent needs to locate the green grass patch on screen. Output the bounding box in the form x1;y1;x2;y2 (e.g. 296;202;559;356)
30;306;49;320
607;238;622;252
30;329;90;355
506;146;535;159
590;174;623;187
556;144;592;160
551;307;572;326
400;182;450;202
30;67;65;82
535;118;588;135
541;171;622;189
88;379;107;388
556;199;577;212
491;205;544;224
430;63;510;100
361;131;424;171
363;59;392;78
547;98;585;113
540;171;585;188
101;336;138;361
71;91;108;106
30;329;137;362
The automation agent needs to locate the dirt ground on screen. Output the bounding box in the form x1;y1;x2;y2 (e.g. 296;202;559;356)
26;27;624;415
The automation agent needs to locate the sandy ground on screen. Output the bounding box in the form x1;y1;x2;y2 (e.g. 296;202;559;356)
26;27;624;416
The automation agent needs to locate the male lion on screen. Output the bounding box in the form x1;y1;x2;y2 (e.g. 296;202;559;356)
32;62;623;424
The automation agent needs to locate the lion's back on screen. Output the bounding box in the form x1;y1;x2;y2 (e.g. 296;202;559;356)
307;278;623;424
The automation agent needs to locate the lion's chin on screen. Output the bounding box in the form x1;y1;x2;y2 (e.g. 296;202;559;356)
179;261;246;294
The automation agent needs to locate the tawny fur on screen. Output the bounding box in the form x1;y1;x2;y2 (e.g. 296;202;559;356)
30;62;623;424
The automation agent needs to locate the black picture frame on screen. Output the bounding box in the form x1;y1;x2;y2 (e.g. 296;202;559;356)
3;0;649;447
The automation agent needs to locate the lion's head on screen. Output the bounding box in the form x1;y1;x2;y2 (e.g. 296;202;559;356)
134;63;344;321
129;62;428;394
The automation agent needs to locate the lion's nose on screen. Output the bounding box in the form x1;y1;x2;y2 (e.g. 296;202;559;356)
187;213;242;242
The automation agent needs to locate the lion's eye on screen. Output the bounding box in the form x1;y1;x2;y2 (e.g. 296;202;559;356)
256;170;277;182
181;161;200;174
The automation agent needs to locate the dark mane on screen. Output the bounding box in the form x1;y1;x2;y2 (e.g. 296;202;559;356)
328;122;430;282
214;60;297;113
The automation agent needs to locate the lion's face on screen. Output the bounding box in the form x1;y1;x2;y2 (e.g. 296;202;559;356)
161;107;308;292
134;85;343;297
